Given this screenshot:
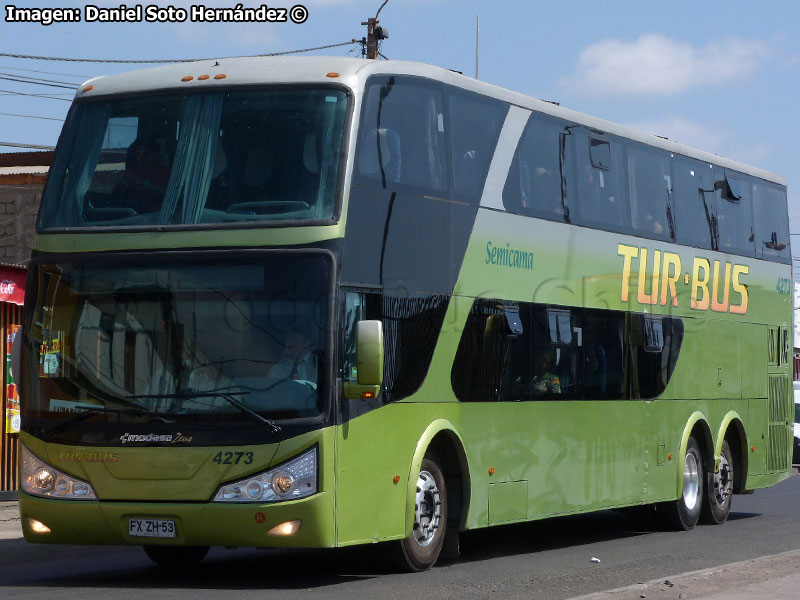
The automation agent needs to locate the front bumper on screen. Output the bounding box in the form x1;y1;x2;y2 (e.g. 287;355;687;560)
19;489;335;548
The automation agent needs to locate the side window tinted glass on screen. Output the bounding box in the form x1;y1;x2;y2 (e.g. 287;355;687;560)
355;76;447;195
451;300;581;402
583;310;626;400
452;301;685;402
628;144;673;241
627;314;684;399
714;168;754;257
753;180;791;263
502;114;573;222
673;157;715;250
449;91;507;204
573;128;628;233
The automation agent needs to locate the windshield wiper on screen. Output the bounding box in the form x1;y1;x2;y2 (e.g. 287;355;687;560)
44;405;167;436
127;391;282;434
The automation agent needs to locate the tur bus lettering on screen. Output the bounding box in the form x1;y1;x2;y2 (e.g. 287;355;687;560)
618;243;748;314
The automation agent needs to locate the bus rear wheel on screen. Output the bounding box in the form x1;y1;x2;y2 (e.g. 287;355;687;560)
398;456;447;572
701;439;734;525
143;545;209;567
662;437;703;531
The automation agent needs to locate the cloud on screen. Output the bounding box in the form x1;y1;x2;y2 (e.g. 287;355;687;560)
624;116;770;166
561;34;771;96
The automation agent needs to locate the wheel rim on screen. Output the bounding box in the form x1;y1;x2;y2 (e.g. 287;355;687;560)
683;452;700;511
712;452;733;508
413;470;442;548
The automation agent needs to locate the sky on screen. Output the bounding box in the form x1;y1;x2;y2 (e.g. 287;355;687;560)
1;0;799;263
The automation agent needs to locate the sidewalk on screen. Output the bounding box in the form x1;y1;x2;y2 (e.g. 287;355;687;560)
571;549;800;600
0;501;21;540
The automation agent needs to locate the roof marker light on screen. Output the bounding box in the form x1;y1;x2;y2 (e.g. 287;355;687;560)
326;72;340;78
214;74;227;80
82;85;94;93
198;75;210;81
181;76;193;82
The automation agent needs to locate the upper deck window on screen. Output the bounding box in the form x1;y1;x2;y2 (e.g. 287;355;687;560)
39;87;348;230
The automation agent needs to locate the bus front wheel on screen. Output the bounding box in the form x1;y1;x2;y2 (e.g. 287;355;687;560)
143;545;209;567
663;437;704;530
701;439;734;525
399;456;447;571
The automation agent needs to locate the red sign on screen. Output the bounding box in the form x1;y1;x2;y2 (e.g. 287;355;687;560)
254;512;266;524
0;268;25;306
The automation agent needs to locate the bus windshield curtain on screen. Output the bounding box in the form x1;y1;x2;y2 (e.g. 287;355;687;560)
381;294;449;401
313;97;339;219
54;103;111;226
159;94;223;225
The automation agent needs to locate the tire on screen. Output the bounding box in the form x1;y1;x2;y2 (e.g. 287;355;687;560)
143;545;209;567
662;437;704;531
701;439;734;525
398;456;447;572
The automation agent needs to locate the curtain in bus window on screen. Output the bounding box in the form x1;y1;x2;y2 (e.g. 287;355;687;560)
159;94;223;224
753;181;790;263
52;103;111;226
381;293;449;401
673;157;715;250
627;145;673;241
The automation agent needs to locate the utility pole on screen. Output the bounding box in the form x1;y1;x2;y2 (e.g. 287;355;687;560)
361;0;390;59
475;13;480;79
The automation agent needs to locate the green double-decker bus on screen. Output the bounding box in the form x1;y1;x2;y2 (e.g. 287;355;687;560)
17;56;792;571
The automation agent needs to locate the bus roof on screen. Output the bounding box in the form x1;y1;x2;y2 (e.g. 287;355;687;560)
78;56;786;187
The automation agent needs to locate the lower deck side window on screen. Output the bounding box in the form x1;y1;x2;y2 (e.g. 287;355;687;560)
451;299;683;402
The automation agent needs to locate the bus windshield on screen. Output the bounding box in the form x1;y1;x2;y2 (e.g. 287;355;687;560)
22;253;331;445
38;87;348;229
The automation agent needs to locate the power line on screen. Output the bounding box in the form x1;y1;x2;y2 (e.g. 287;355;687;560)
0;75;78;90
0;141;55;150
0;89;71;101
0;112;64;122
0;71;80;86
0;64;92;79
0;41;360;64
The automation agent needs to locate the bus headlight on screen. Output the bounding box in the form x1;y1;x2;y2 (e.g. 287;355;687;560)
20;444;97;500
212;446;317;503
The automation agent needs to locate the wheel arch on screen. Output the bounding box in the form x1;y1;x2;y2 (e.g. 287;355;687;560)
405;420;471;535
676;412;714;498
717;413;748;494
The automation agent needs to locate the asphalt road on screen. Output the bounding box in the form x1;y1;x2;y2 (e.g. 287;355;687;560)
1;474;799;599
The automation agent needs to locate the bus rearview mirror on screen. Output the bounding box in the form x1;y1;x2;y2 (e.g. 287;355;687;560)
356;320;384;388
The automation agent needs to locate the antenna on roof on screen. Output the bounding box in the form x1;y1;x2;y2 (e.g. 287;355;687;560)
360;0;390;59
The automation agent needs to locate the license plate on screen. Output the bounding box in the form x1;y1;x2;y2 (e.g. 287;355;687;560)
128;518;176;538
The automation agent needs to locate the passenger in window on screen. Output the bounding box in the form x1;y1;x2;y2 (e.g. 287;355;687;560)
115;138;170;213
265;330;318;386
643;212;664;235
529;352;561;397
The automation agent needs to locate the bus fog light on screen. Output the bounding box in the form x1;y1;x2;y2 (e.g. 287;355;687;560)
26;518;51;534
212;447;317;503
268;520;301;536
